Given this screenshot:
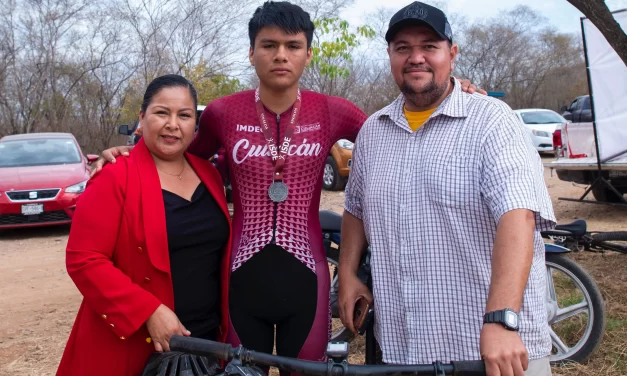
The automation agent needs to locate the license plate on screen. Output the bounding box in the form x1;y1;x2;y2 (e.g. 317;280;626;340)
22;204;44;215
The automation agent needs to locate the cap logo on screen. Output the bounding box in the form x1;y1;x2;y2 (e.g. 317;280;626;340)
404;3;428;20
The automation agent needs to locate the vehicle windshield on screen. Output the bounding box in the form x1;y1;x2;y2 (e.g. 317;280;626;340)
0;138;82;167
520;111;565;124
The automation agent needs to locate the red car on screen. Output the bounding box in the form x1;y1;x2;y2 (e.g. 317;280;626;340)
0;132;99;229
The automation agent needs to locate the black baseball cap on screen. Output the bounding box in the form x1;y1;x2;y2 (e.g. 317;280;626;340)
385;1;453;44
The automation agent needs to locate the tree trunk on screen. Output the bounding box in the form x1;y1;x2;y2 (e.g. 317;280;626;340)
567;0;627;66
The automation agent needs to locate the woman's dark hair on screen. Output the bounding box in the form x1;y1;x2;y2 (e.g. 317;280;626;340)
141;74;198;114
248;1;315;49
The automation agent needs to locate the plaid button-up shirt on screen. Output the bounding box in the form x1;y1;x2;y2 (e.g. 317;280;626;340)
344;79;556;364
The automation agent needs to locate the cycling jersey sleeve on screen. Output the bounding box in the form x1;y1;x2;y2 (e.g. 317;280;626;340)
188;102;222;159
327;96;368;143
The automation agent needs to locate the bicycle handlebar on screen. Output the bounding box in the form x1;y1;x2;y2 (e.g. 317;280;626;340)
169;336;486;376
170;335;232;360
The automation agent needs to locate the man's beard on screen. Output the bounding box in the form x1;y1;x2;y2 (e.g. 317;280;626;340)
400;75;449;109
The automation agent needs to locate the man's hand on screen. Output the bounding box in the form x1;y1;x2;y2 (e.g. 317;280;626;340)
145;304;191;352
338;272;373;335
457;77;488;95
480;324;528;376
89;145;133;178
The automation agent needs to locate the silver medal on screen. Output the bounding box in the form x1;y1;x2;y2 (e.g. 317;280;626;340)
268;181;289;202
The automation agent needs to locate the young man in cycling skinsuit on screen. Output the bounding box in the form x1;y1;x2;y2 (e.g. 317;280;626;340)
93;2;483;372
189;2;367;368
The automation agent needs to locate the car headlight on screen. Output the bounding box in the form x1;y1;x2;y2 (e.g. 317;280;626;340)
65;180;88;194
532;130;550;138
337;139;354;150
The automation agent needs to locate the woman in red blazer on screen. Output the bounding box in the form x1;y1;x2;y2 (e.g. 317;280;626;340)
56;75;232;376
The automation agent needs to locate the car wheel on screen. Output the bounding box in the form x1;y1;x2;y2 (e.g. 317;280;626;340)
323;156;345;191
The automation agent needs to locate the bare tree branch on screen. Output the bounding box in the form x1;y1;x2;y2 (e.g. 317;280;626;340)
566;0;627;66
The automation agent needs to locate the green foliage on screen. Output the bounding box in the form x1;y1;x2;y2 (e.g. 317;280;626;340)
310;17;375;79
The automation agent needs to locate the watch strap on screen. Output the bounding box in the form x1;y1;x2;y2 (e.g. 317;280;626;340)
484;309;518;331
483;310;504;324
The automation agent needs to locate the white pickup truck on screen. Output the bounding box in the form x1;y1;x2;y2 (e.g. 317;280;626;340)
546;115;627;203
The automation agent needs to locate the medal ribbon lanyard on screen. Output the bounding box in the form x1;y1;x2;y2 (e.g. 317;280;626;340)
254;88;302;183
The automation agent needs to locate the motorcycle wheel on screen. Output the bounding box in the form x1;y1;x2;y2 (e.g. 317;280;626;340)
545;253;606;365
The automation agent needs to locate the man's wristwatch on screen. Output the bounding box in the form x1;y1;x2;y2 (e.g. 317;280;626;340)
483;308;520;331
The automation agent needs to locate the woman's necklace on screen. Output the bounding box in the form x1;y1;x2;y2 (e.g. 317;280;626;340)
157;162;186;180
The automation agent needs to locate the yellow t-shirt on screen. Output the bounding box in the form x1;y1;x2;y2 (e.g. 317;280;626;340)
403;106;437;132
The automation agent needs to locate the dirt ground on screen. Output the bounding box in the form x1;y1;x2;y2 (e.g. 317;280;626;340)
1;158;626;376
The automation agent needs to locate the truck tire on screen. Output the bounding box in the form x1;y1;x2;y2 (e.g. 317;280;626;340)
591;184;625;203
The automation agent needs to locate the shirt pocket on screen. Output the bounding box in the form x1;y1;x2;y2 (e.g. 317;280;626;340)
424;155;477;208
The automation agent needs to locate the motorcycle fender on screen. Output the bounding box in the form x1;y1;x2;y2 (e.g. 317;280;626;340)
544;243;571;253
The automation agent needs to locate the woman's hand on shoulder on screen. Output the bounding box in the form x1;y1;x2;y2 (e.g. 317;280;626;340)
145;304;191;352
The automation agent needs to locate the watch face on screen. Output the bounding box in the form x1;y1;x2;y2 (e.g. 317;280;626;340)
504;311;519;328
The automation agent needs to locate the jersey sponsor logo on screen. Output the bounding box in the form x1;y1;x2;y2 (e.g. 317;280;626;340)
296;123;321;134
233;138;322;164
236;124;262;133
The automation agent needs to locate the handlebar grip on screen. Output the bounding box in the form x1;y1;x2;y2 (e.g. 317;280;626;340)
169;335;232;361
452;360;486;376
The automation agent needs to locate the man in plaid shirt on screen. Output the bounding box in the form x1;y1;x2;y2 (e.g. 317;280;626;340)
337;2;556;376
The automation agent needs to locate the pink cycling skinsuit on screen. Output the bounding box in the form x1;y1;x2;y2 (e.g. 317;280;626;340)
187;89;366;374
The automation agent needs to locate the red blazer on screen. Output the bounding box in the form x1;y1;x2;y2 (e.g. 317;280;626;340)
56;139;232;376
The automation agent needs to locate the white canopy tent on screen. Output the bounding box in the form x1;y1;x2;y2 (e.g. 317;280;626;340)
582;9;627;163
